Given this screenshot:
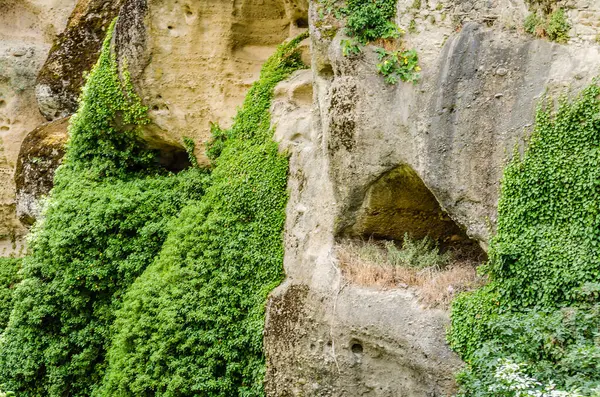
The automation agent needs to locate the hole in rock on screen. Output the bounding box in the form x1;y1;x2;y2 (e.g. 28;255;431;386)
167;25;173;30
351;342;363;354
155;147;192;173
0;100;6;108
344;165;486;260
295;17;309;28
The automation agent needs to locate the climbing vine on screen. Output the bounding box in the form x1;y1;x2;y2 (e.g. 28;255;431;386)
0;21;209;396
98;33;308;396
0;258;21;332
448;84;600;395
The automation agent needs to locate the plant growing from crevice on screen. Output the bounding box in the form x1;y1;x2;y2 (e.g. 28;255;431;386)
375;48;421;84
322;0;421;85
523;5;570;43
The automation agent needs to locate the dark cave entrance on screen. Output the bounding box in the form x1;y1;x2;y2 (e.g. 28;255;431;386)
155;146;192;173
345;165;486;261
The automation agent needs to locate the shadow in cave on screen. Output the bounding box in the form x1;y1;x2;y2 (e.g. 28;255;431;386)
343;165;487;262
154;146;192;173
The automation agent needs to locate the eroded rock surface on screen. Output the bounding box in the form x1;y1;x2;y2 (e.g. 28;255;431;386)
115;0;309;163
264;0;600;395
0;0;76;254
15;117;69;225
36;0;125;120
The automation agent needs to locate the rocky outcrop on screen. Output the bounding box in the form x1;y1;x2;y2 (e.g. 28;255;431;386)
114;0;310;163
0;0;77;254
35;0;125;120
264;0;600;395
14;117;69;225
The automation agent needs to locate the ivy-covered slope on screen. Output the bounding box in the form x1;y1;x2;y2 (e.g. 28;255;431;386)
449;85;600;396
98;33;308;397
0;22;209;396
0;258;21;332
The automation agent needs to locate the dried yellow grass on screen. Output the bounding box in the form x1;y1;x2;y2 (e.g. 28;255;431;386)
336;239;487;309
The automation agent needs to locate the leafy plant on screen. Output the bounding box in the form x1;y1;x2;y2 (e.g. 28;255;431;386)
375;48;421;84
0;21;209;396
337;0;420;84
546;8;570;43
384;234;450;269
448;84;600;395
341;38;361;56
344;0;400;44
523;8;570;43
98;32;308;396
524;12;543;35
0;258;21;332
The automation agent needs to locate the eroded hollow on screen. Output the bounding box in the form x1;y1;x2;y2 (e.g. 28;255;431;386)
155;147;192;173
344;165;486;258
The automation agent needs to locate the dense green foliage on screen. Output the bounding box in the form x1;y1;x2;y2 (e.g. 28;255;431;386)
344;0;399;44
0;22;209;396
97;34;307;396
0;258;21;332
449;85;600;395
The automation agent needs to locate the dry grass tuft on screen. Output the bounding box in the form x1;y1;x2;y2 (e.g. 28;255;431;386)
336;237;487;309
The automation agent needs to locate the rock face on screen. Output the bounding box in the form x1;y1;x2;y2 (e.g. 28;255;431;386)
14;117;69;225
36;0;125;120
114;0;309;163
0;0;76;254
3;0;600;393
264;0;600;395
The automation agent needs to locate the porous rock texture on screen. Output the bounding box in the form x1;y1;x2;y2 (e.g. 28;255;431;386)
35;0;125;120
264;0;600;395
114;0;310;163
0;0;76;254
14;116;69;225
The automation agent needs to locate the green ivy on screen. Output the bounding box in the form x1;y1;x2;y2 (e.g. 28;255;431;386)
97;33;308;396
448;84;600;395
0;21;209;396
0;258;21;332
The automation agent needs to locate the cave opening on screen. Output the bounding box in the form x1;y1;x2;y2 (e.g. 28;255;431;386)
344;165;486;262
154;146;192;173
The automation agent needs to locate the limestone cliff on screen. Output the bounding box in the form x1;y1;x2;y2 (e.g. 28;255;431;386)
265;0;600;394
1;0;599;395
0;0;76;254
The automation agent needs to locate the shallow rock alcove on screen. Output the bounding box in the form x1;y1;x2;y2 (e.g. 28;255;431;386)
345;165;486;258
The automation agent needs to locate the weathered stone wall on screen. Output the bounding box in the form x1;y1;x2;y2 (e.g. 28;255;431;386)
264;0;600;395
36;0;125;120
0;0;76;255
115;0;309;163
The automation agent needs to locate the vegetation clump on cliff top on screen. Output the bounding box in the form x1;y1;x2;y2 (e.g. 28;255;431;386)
523;1;570;44
316;0;421;84
448;84;600;396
